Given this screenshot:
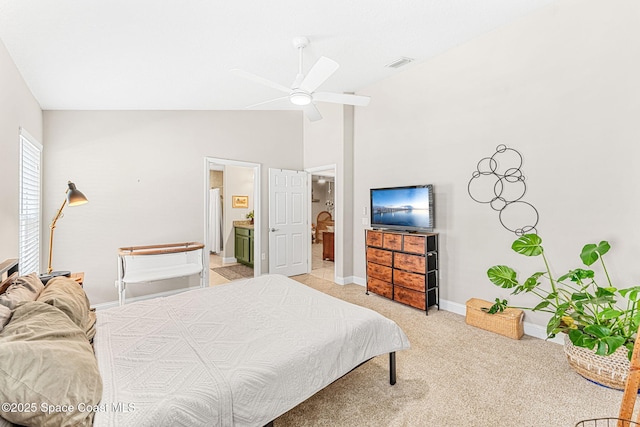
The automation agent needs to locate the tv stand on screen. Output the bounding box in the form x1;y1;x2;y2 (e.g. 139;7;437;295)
365;229;439;315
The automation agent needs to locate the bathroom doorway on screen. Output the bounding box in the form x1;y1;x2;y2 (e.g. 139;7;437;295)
204;157;261;286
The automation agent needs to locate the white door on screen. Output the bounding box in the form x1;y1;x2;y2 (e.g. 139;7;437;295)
269;168;308;276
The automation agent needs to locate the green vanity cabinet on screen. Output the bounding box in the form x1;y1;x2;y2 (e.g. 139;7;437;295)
234;226;253;267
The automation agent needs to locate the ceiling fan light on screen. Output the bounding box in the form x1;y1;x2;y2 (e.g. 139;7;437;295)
290;91;311;106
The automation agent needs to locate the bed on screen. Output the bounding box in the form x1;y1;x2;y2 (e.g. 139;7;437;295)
0;260;409;427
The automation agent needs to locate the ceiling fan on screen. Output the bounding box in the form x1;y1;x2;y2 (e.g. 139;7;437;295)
231;37;371;122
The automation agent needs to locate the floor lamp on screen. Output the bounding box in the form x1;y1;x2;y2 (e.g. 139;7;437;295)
46;181;88;278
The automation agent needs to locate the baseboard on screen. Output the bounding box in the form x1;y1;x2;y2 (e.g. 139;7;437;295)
351;275;561;345
351;276;366;287
92;285;202;311
335;275;364;286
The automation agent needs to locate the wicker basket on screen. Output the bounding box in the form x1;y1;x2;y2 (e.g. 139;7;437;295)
575;418;640;427
465;298;524;340
564;335;630;390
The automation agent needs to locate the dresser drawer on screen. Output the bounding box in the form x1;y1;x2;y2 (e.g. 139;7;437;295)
394;286;426;310
366;230;383;247
394;253;426;274
367;262;392;282
403;235;426;254
367;277;393;299
394;269;425;292
383;232;402;250
366;247;392;267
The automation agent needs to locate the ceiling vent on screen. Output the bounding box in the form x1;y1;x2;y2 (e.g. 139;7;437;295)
385;57;414;69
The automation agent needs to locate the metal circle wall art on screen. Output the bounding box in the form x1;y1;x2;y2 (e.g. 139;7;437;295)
467;144;539;235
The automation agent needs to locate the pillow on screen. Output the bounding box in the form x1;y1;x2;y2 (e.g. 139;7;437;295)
36;277;96;341
0;301;102;427
0;273;44;330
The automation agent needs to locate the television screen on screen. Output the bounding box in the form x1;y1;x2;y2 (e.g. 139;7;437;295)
370;185;434;232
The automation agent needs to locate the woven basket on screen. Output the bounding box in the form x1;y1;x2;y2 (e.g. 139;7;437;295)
564;335;630;390
465;298;524;340
575;418;640;426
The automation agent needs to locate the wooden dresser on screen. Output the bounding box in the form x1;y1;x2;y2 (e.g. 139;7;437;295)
365;229;439;315
322;231;335;261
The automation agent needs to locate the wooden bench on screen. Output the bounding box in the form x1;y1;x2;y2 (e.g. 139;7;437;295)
117;242;205;306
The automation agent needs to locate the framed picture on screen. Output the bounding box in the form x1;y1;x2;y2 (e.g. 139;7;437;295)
232;195;249;208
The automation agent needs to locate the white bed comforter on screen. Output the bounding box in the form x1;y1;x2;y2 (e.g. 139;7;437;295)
93;274;410;427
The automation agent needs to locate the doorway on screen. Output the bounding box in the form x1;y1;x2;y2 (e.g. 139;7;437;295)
307;165;336;282
204;157;261;286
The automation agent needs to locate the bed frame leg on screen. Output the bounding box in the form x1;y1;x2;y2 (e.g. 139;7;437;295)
389;352;396;385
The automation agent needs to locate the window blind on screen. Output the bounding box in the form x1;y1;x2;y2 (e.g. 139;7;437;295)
19;129;42;275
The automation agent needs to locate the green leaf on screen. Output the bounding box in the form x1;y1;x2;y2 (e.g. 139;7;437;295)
521;273;544;292
584;324;612;339
580;241;611;266
595;341;608;356
532;301;550;311
568;328;584;343
571;293;590;301
601;336;625;355
568;330;598;351
598;308;624;320
580;293;616;306
557;269;595;283
546;315;562;336
487;266;518;289
511;234;543;257
595;287;616;297
619;286;640;302
484;298;509;314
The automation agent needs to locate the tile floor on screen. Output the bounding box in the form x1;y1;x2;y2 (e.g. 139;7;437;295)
208;242;334;286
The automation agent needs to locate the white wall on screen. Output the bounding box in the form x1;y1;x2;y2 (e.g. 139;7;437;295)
43;110;302;304
304;103;357;282
0;39;42;262
353;0;640;327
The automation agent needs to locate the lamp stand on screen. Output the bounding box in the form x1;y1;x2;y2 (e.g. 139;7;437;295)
40;181;88;284
45;194;71;279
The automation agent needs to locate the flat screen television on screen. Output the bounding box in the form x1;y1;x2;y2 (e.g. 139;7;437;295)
370;184;435;232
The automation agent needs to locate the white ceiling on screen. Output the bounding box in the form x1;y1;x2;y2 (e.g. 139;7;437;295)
0;0;557;111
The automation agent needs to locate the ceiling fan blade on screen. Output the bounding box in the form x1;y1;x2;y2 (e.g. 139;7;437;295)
303;104;323;122
245;95;290;109
313;92;371;107
230;69;291;94
299;56;339;93
291;73;305;89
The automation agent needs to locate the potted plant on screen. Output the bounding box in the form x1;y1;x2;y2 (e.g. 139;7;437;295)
486;234;640;388
246;210;254;224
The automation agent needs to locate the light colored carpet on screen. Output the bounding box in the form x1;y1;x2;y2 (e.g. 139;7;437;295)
211;264;254;280
273;275;637;427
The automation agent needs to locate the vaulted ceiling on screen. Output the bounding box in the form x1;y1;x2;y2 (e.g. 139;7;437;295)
0;0;558;111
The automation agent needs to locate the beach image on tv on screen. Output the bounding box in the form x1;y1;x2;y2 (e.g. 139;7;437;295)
371;187;431;228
